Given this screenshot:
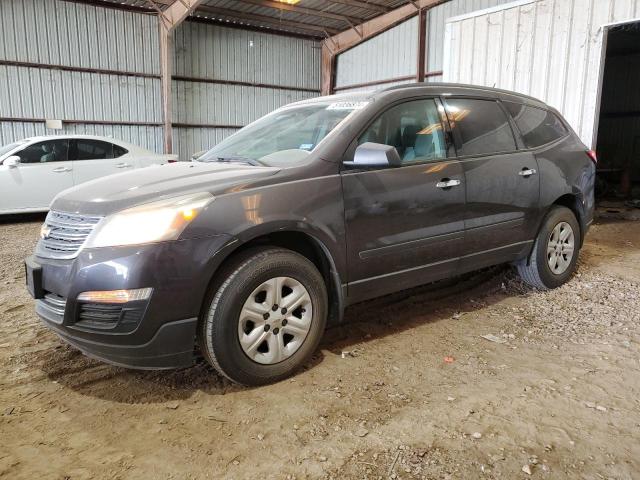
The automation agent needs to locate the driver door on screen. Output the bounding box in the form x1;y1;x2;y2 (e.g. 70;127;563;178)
341;97;466;302
0;139;72;212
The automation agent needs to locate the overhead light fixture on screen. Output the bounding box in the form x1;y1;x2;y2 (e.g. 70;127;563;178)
274;0;301;4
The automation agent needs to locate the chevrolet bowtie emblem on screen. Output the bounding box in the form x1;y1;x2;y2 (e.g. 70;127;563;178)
40;225;52;239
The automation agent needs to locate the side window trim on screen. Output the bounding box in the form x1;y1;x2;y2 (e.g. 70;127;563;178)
342;96;451;171
443;96;520;159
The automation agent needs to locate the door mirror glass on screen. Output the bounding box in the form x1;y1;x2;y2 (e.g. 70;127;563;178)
4;155;20;167
350;142;402;168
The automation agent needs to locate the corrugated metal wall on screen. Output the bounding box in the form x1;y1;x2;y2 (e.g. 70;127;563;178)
425;0;516;82
0;0;321;160
443;0;640;148
0;0;163;152
334;17;418;91
172;21;320;160
333;0;516;92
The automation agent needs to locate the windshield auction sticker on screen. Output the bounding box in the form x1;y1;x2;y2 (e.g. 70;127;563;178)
326;101;369;111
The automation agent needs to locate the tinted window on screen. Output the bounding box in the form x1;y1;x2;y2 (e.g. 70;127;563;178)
16;140;69;164
358;99;448;163
444;98;516;156
113;144;128;158
71;139;114;160
504;102;568;148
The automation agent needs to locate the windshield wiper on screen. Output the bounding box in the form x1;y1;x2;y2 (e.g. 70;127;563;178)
215;155;263;166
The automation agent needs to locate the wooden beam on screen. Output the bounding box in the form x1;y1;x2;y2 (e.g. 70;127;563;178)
416;7;427;82
324;0;390;14
164;0;203;28
235;0;366;24
196;5;340;35
153;0;204;154
321;43;335;95
159;28;173;154
323;0;444;55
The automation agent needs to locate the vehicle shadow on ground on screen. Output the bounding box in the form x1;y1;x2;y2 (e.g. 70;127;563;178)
35;265;522;404
0;212;46;225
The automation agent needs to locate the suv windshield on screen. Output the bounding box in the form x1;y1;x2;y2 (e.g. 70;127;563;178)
198;101;367;166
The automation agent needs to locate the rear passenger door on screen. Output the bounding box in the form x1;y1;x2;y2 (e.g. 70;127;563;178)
443;97;540;272
70;139;133;185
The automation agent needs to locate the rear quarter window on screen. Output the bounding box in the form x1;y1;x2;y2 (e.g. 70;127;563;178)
504;102;568;148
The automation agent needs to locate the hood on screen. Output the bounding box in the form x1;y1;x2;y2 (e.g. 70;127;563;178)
51;162;280;216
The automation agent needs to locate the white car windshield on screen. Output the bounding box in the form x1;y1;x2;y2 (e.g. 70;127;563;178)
198;101;368;166
0;140;28;159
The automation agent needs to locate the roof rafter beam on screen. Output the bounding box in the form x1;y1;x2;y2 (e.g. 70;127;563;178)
323;0;390;14
196;5;340;35
161;0;203;31
321;0;445;95
235;0;367;24
324;0;443;55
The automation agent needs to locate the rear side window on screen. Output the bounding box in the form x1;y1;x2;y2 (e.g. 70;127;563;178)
113;144;128;158
70;139;114;160
504;102;568;148
444;98;516;156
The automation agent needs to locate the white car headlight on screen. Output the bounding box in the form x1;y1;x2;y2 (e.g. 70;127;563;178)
85;192;214;248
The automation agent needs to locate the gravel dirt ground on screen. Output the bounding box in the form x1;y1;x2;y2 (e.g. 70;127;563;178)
1;215;639;480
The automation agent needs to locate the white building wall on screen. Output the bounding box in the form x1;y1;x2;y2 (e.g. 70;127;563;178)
443;0;640;148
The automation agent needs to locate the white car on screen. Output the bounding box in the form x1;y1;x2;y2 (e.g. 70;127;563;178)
0;135;178;214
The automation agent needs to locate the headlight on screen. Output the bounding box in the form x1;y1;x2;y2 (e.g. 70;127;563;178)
85;192;214;248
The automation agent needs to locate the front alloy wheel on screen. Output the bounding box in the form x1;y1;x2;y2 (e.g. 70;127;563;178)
199;247;327;386
238;277;313;365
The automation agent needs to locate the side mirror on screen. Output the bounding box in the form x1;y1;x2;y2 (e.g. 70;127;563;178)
4;155;20;168
345;142;401;168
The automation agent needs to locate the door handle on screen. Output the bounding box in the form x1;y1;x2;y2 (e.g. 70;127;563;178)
436;178;462;189
116;163;132;168
52;167;71;173
519;168;537;177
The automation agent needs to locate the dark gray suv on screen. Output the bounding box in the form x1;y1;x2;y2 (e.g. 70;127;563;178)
25;84;596;385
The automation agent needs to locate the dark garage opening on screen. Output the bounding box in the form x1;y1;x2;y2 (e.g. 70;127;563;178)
595;21;640;202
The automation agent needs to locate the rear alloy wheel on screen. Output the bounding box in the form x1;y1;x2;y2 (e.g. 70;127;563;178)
199;248;327;386
517;206;581;290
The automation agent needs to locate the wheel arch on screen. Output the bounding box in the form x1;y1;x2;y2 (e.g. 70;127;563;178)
203;227;345;326
523;192;585;267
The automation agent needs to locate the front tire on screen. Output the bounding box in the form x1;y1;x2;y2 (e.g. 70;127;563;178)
199;247;328;386
517;206;580;290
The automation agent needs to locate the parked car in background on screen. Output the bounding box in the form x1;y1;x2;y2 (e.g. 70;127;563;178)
0;135;177;214
25;84;595;386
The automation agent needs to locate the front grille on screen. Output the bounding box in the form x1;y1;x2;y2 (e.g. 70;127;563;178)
36;292;67;324
76;303;144;331
36;210;102;259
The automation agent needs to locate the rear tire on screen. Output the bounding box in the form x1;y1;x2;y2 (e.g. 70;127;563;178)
517;206;580;290
199;247;327;386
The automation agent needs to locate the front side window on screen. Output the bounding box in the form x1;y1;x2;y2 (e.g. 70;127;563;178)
504;102;568;148
199;101;365;167
358;99;448;164
16;140;69;164
444;98;517;156
70;139;114;160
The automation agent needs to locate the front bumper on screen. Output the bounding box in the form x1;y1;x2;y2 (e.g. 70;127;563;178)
28;234;234;369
